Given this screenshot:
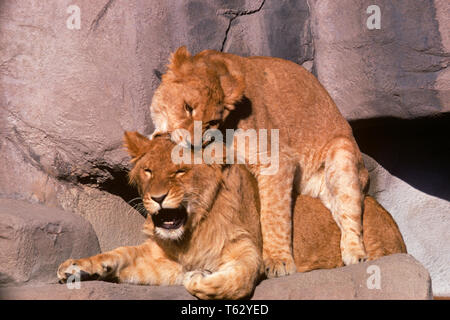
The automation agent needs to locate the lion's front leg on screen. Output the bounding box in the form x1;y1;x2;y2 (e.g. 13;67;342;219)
251;154;298;278
57;240;183;285
232;131;297;279
183;241;262;300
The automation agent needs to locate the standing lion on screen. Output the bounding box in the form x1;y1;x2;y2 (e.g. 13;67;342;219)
149;47;369;277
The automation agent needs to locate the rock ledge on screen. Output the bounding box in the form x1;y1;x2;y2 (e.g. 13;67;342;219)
1;254;432;300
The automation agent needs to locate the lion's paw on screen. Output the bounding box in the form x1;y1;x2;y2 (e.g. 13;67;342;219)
341;247;368;265
57;258;114;283
183;270;223;300
183;270;212;283
263;254;297;278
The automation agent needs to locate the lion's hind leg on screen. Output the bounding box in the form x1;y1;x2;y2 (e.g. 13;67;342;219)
319;136;367;265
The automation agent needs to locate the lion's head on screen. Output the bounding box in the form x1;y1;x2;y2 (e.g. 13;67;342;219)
150;46;245;146
124;131;223;241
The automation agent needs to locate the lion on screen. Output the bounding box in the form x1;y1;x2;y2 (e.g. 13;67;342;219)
57;132;406;300
149;47;370;277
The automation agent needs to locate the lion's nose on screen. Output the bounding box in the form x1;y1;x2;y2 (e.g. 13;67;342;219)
151;194;167;205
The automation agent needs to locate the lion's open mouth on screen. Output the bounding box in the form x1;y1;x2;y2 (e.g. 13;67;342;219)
152;207;187;230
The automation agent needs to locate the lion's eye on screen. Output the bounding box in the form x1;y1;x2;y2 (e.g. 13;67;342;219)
184;103;193;116
175;169;186;177
143;168;152;178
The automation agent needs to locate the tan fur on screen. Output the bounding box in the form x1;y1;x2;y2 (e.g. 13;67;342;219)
293;195;406;272
58;133;263;300
149;47;370;277
57;134;405;300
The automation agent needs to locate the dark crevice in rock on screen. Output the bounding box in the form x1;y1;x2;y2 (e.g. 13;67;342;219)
6;121;140;208
7;127;46;174
220;17;234;52
0;273;15;288
90;0;116;32
305;0;316;69
351;113;450;201
153;69;162;81
70;164;140;205
218;1;267;17
218;0;266;52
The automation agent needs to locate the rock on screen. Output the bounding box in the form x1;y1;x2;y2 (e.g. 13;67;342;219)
363;154;450;297
309;0;450;120
57;186;147;252
253;254;432;300
0;198;100;286
223;0;314;65
0;0;155;199
1;254;431;300
0;282;194;300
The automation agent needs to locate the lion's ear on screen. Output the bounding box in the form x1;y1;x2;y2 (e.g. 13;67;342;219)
168;46;191;72
217;61;245;108
123;131;150;160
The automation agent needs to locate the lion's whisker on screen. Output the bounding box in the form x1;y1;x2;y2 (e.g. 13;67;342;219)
125;197;148;218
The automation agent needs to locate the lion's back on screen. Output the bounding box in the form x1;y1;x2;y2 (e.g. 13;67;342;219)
219;52;355;159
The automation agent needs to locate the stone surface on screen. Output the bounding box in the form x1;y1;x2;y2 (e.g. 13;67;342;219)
0;282;195;300
364;154;450;297
1;254;431;300
0;0;154;200
223;0;314;65
253;254;432;300
309;0;450;120
0;198;100;286
56;185;147;252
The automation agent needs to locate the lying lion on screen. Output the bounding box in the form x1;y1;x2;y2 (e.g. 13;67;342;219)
57;132;406;300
